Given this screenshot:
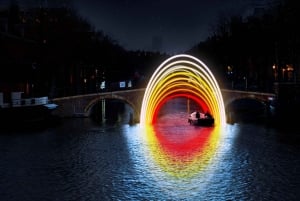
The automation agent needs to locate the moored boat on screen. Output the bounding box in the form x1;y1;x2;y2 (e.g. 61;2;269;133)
0;92;58;129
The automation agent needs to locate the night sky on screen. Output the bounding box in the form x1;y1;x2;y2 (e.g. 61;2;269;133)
1;0;266;53
73;0;257;53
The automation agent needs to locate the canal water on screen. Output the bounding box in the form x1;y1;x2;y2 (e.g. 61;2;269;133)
0;99;299;201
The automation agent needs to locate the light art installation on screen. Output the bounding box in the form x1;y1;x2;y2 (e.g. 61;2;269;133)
140;54;226;126
139;54;226;179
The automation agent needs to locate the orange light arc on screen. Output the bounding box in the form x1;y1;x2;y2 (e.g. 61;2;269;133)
140;54;226;126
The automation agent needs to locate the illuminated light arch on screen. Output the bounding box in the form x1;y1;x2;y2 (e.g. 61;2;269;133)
140;54;226;126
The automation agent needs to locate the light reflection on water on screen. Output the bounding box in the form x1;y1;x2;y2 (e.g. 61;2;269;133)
0;115;299;200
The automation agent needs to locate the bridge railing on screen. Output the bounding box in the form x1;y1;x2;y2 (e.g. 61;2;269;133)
52;80;147;99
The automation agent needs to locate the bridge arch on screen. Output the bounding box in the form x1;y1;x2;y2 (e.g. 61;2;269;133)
222;89;275;109
84;94;140;123
224;96;270;110
225;96;270;112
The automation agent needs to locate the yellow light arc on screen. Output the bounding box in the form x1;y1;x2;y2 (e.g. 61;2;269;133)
140;54;226;126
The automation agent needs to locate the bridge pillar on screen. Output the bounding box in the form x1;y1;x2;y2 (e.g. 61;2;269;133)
101;99;106;123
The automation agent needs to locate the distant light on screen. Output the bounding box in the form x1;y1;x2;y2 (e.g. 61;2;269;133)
128;80;132;88
100;81;105;89
119;81;126;88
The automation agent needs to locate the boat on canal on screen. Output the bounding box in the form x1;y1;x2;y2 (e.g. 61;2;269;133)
0;91;58;128
188;111;214;127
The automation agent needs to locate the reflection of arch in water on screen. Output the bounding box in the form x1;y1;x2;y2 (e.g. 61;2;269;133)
143;124;222;179
140;54;226;126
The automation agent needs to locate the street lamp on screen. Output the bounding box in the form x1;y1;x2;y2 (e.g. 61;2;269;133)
227;65;234;89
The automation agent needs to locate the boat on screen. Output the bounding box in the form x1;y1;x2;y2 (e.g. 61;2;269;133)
0;91;58;129
188;111;214;126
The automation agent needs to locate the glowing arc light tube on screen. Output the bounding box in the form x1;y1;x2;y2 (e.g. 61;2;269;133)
140;54;226;126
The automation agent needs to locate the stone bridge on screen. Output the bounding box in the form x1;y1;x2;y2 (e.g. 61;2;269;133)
52;89;145;123
52;88;276;123
221;89;275;107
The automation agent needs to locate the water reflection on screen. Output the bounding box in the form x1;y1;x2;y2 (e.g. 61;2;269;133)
0;110;299;200
141;116;221;179
123;113;299;200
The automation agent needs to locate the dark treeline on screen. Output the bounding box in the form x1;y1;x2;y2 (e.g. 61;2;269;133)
188;0;299;92
0;2;168;98
0;0;299;99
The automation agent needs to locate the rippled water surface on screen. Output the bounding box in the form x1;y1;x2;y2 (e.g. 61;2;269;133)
0;114;299;200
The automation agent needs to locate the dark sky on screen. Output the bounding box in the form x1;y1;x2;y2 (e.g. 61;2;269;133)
1;0;266;53
73;0;258;54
